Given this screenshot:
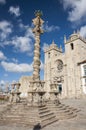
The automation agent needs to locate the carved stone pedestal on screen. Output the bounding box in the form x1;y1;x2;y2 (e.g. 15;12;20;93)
27;80;45;106
9;83;21;103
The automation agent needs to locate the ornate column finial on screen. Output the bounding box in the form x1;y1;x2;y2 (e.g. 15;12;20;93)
34;10;43;17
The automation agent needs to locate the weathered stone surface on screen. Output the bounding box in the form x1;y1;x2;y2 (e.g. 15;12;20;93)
19;11;44;98
44;32;86;99
0;98;86;130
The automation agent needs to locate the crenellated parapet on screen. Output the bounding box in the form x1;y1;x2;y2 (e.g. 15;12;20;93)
65;31;86;44
44;41;62;53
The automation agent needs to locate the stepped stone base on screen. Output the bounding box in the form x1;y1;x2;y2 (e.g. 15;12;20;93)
0;100;80;128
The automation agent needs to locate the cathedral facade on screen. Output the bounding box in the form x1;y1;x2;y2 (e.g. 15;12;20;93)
44;32;86;99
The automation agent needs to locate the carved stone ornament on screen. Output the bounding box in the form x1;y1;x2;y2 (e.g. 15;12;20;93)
57;60;63;72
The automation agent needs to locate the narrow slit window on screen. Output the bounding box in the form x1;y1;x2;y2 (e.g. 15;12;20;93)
84;65;86;76
48;52;50;58
70;43;74;50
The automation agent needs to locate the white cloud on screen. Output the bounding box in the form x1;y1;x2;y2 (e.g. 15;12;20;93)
25;28;34;38
9;6;21;17
1;61;33;73
0;80;5;90
0;80;5;85
80;25;86;38
0;20;34;55
0;51;7;60
61;0;86;23
4;73;8;77
19;23;29;30
0;0;6;4
42;43;49;51
43;21;59;32
19;23;34;37
12;58;18;63
0;25;34;55
0;80;6;91
1;60;44;73
40;61;44;70
11;27;34;54
12;35;33;53
61;0;75;10
0;20;12;41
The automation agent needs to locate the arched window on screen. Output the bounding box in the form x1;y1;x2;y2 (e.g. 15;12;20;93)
58;84;62;94
70;43;74;50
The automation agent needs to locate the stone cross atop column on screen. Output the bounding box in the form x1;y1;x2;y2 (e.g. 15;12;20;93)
32;10;44;80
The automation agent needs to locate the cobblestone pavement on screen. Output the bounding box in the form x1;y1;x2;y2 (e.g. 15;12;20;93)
0;98;86;130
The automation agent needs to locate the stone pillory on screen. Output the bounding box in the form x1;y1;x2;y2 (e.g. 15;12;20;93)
32;11;44;80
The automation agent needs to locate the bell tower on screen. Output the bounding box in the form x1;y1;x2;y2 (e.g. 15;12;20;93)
64;31;86;97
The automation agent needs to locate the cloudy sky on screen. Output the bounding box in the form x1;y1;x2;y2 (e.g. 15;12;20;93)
0;0;86;86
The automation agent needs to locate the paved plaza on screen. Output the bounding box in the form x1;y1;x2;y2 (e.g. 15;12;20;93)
0;98;86;130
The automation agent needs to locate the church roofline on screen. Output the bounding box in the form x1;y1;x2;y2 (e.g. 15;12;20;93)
66;37;86;44
65;32;86;44
44;48;62;53
44;41;62;53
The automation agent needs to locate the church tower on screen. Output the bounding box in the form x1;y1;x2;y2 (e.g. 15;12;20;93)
44;41;62;94
44;31;86;99
64;31;86;97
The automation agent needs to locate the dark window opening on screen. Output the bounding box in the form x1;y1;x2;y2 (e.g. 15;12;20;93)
58;84;62;94
85;78;86;84
84;65;86;76
70;43;74;50
48;52;50;58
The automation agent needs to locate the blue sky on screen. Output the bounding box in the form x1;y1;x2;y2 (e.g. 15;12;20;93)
0;0;86;87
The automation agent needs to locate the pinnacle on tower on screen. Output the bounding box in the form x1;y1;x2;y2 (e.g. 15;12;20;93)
64;35;66;43
52;40;55;45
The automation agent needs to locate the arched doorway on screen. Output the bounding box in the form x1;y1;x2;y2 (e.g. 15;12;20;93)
57;83;62;94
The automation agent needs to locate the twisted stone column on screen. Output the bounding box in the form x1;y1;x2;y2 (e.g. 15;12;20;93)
32;11;44;80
